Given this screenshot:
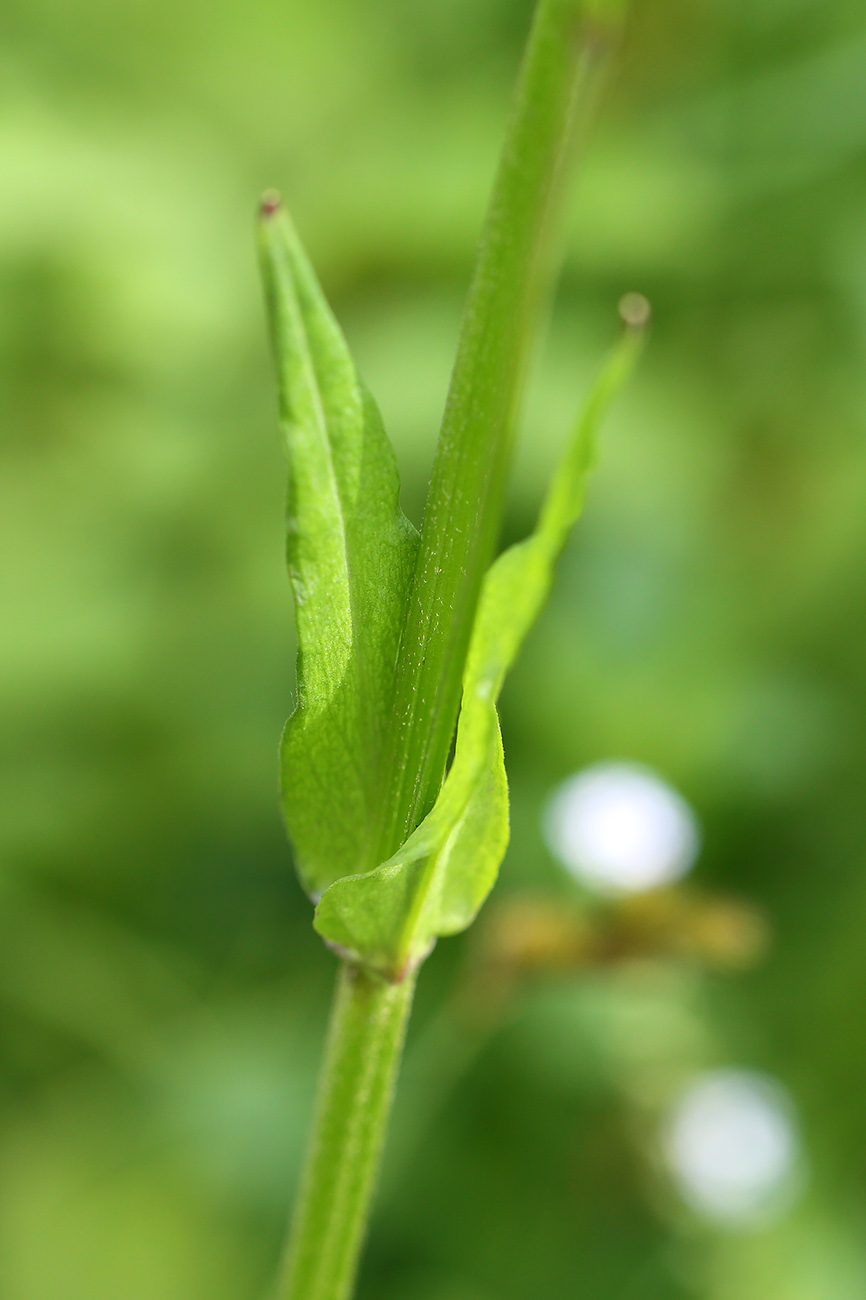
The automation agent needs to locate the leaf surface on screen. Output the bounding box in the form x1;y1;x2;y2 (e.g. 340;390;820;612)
314;319;646;977
259;201;419;896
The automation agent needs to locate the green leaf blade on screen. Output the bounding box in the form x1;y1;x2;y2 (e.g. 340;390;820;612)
259;199;419;897
314;312;647;977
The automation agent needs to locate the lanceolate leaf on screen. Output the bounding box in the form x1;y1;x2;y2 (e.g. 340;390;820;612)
258;199;420;897
314;314;647;978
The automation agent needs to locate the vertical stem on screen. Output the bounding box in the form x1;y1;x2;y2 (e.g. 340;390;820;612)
276;963;416;1300
274;5;629;1297
379;0;626;856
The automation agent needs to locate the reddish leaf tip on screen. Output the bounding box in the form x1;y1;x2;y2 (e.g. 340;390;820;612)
260;189;282;218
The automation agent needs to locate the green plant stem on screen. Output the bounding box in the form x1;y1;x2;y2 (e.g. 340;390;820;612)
379;0;626;857
276;5;628;1297
276;962;416;1300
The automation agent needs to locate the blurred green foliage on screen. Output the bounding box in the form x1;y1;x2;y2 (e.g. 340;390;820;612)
3;0;866;1296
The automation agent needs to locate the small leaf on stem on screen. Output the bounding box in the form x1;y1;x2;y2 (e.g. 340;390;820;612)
258;205;419;897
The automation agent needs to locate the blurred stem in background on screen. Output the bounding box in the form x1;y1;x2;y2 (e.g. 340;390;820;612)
382;885;769;1201
275;1;628;1297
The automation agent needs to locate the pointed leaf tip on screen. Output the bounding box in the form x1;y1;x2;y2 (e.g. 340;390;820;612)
260;189;282;218
618;292;651;330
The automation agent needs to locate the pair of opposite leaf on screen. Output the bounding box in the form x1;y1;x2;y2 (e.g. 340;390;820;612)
259;198;646;982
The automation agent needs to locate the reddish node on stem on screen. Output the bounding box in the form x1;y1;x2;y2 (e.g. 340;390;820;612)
260;189;282;217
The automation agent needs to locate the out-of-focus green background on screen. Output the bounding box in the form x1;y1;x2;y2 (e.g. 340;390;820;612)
3;0;866;1296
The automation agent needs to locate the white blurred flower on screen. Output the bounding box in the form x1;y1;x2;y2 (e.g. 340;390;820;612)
543;761;700;895
664;1069;800;1224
